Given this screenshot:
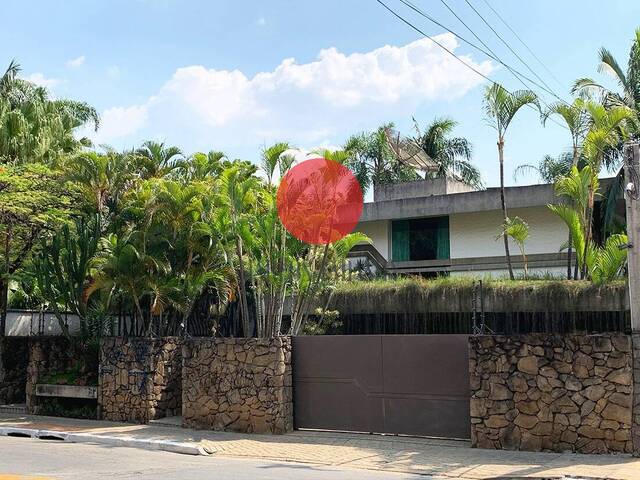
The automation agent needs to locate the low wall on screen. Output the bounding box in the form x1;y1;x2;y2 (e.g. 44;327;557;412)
26;337;98;414
0;337;29;404
470;333;633;454
632;334;640;456
182;337;293;434
99;337;182;423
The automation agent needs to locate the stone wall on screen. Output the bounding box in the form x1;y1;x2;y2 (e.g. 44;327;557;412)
0;337;28;404
632;333;640;456
26;337;98;414
99;337;182;423
470;333;633;454
182;337;293;434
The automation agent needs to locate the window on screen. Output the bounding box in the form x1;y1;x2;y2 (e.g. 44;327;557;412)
391;216;450;261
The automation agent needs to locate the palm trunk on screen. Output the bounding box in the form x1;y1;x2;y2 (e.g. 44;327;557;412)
0;278;7;337
566;145;581;280
567;232;573;280
235;237;251;337
498;140;515;280
581;184;596;279
1;223;12;337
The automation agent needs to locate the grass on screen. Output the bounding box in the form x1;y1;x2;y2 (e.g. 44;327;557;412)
328;276;627;314
335;276;626;294
38;363;98;387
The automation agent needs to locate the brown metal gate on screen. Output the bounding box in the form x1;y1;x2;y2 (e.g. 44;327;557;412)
292;335;470;439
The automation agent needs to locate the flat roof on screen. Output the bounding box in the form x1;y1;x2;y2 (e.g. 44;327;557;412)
359;178;614;222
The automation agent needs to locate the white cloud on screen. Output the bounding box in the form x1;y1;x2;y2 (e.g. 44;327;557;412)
23;73;61;89
66;55;86;68
90;34;494;154
256;17;266;26
92;105;149;144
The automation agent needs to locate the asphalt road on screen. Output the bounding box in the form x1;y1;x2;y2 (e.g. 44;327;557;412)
0;436;424;479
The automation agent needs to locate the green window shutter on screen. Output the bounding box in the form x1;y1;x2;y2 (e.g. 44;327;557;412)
436;216;450;260
392;220;410;261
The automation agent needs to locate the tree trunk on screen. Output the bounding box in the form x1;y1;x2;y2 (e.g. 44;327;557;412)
581;183;596;279
567;145;580;280
0;278;7;337
498;140;515;280
235;237;251;337
1;222;11;337
567;232;573;280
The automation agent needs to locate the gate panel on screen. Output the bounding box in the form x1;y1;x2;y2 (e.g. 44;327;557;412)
292;335;385;433
293;335;470;439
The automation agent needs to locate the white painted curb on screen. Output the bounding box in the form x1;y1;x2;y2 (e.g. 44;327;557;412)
0;426;207;456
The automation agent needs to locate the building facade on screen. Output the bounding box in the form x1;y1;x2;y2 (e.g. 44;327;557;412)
348;178;616;278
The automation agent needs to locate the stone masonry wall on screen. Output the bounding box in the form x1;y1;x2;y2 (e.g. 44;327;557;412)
632;333;640;456
26;337;97;414
470;333;633;454
99;337;182;423
0;337;28;404
182;337;293;434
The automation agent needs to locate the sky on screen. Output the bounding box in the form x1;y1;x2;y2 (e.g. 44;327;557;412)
3;0;640;188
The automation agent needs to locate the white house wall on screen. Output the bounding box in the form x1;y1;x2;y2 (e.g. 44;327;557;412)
355;220;389;260
449;206;567;260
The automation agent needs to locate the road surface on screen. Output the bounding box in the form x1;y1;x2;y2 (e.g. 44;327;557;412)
0;436;424;479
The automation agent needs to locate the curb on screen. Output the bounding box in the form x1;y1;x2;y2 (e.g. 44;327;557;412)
0;426;208;456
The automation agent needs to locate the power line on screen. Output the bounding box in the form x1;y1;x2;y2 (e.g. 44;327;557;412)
480;0;565;89
462;0;563;102
398;0;567;105
374;0;570;131
376;0;496;85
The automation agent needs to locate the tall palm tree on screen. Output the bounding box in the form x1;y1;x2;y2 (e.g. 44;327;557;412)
134;141;184;179
571;29;640;248
413;117;482;188
0;61;99;165
579;101;633;277
573;28;640;116
63;150;135;216
180;150;226;181
540;99;591;279
217;166;259;336
344;123;419;194
514;153;574;184
0;60;20;97
483;84;539;279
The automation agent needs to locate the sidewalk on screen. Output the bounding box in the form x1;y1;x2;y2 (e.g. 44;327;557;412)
2;414;640;479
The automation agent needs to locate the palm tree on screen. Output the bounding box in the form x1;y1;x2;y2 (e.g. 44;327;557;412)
515;151;578;279
540;98;589;280
344;123;419;194
413;117;482;188
571;29;640;250
0;60;20;97
550;165;598;277
134;141;184;179
497;216;530;278
179;150;227;181
0;61;99;165
63;150;135;216
514;153;574;184
573;29;640;116
579;101;633;277
217;166;259;336
483;83;539;279
549;167;628;285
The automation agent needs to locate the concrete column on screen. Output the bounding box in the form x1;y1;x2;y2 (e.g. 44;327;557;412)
626;142;640;332
625;142;640;455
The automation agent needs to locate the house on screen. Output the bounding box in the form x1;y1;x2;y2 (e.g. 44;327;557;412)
348;177;617;278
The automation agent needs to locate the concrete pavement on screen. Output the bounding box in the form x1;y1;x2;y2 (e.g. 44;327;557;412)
0;436;421;480
2;414;640;479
